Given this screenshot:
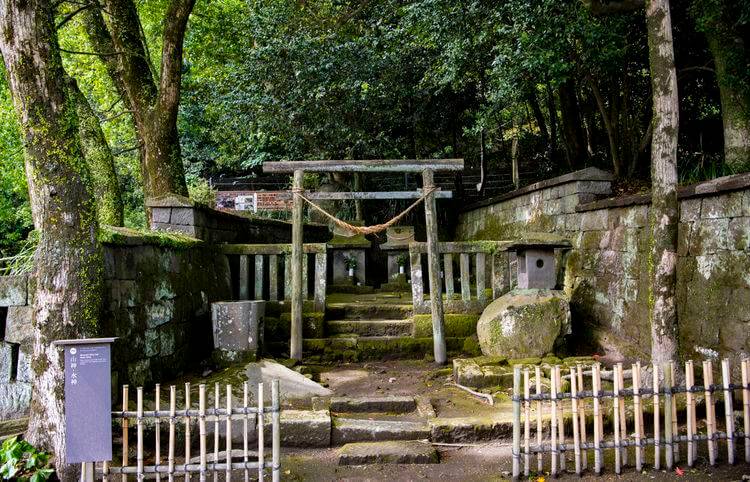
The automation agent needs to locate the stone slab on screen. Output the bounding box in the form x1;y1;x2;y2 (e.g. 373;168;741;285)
338;440;439;465
332;417;431;445
0;342;14;383
0;276;27;307
429;415;513;443
244;359;332;404
0;382;31;419
4;306;33;346
330;396;416;414
272;409;331;447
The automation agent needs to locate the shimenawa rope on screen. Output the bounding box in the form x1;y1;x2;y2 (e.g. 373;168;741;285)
291;187;438;236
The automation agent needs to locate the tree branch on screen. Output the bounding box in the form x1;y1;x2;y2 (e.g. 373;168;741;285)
60;47;122;56
581;0;644;16
158;0;196;116
56;3;93;29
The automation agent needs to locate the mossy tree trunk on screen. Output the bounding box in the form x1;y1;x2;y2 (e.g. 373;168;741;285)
82;0;193;201
67;75;124;226
646;0;680;366
557;79;588;169
0;0;103;478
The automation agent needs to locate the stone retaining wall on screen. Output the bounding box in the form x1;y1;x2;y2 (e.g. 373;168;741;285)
455;168;750;363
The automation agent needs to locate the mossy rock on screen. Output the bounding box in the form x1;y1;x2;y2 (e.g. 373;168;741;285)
462;336;482;357
412;313;480;338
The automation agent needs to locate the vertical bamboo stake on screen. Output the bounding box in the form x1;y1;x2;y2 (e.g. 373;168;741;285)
226;385;232;481
703;360;716;466
686;360;695;467
535;365;543;473
653;364;661;470
556;365;565;471
742;358;750;463
550;366;558;477
137;387;144;480
122;385;129;482
271;380;281;482
258;382;265;482
618;363;628;467
169;385;176;482
633;363;643;472
670;361;679;463
103;460;109;482
243;382;249;482
213;383;219;482
156;384;162;482
199;385;207;482
523;368;530;476
185;382;191;482
664;363;674;470
593;363;602;475
570;367;581;476
577;364;587;471
721;358;735;464
614;364;622;475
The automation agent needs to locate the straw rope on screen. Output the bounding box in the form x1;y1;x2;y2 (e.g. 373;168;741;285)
291;187;437;236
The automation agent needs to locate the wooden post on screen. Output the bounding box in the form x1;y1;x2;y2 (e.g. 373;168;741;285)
155;384;162;482
199;385;207;482
476;252;487;303
422;169;446;364
272;380;281;482
284;255;291;300
302;253;309;300
255;255;264;300
686;360;695;467
258;382;265;482
511;366;521;480
184;383;191;481
703;360;716;466
614;365;622;475
523;368;530;476
556;365;565;472
137;387;144;481
313;252;326;312
122;385;129;482
226;385;232;482
551;366;558;477
670;362;679;463
443;254;454;299
633;363;643;472
459;253;471;302
168;386;176;482
243;382;250;482
213;383;219;482
742;358;750;464
353;172;363;220
269;254;278;301
593;364;602;475
577;364;587;471
664;364;674;470
535;366;543;473
721;359;735;464
653;364;661;470
290;169;304;360
239;255;249;300
618;363;628;467
570;367;581;476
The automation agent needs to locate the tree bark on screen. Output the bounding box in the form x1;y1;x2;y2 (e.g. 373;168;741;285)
68;75;125;226
0;0;103;478
558;79;588;169
646;0;679;365
83;0;193;200
588;76;623;176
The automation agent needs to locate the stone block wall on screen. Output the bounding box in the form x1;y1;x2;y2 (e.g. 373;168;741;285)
0;275;32;419
455;168;750;363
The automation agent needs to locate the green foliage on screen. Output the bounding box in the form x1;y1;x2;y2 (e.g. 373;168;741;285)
187;177;217;207
0;437;54;482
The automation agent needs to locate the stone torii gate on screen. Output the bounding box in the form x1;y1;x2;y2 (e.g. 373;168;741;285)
263;159;464;364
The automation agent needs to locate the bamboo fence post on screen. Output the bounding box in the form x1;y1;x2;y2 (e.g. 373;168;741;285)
156;384;162;482
570;367;581;476
632;363;643;472
243;382;249;482
122;385;129;482
535;365;543;473
214;383;220;482
523;368;530;476
703;360;716;466
614;364;622;474
593;363;602;475
185;382;191;481
686;360;695;467
550;366;558;477
618;363;628;467
664;363;674;470
226;385;232;481
103;460;109;482
272;380;281;482
512;366;521;480
258;382;265;482
556;365;565;471
721;358;735;464
742;358;750;463
670;362;679;463
577;364;587;471
653;364;661;470
199;384;207;482
169;385;176;482
137;387;144;480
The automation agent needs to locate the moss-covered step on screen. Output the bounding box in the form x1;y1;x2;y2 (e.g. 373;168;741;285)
332;417;431;445
337;440;439;465
412;314;480;338
276;312;326;338
326;303;413;321
327;284;376;295
327;319;413;337
302;336;467;362
330;396;416;414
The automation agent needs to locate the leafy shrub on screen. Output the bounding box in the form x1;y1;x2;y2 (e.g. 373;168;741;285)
0;437;54;482
187;178;217;207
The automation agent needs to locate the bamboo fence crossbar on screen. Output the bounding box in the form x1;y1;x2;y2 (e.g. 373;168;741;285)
103;380;281;482
511;358;750;480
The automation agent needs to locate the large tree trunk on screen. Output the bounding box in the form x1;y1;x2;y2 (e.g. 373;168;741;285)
558;79;588;169
0;0;103;478
704;26;750;170
646;0;679;365
82;0;193;201
68;76;124;226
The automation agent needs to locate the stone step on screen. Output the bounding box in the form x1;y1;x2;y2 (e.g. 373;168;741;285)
338;441;439;465
330;396;416;414
332;417;431;445
327;319;413;337
303;336;467;362
326;303;412;321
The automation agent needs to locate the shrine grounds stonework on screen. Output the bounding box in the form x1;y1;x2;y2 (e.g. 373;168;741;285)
455;167;750;366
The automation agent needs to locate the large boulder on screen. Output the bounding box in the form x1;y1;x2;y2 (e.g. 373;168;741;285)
476;289;570;358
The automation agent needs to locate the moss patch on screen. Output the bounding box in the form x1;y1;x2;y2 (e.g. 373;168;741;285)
100;226;203;249
412;314;480;338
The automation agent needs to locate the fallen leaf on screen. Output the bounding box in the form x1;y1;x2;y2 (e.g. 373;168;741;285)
675;467;685;476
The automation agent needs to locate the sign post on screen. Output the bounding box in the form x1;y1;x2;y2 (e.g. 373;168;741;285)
54;337;116;482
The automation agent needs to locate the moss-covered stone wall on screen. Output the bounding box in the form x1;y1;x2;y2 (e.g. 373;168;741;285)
455;168;750;364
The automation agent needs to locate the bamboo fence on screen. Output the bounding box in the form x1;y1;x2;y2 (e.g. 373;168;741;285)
104;380;281;481
512;358;750;479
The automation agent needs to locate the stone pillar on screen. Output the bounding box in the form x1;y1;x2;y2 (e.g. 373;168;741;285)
211;301;265;365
